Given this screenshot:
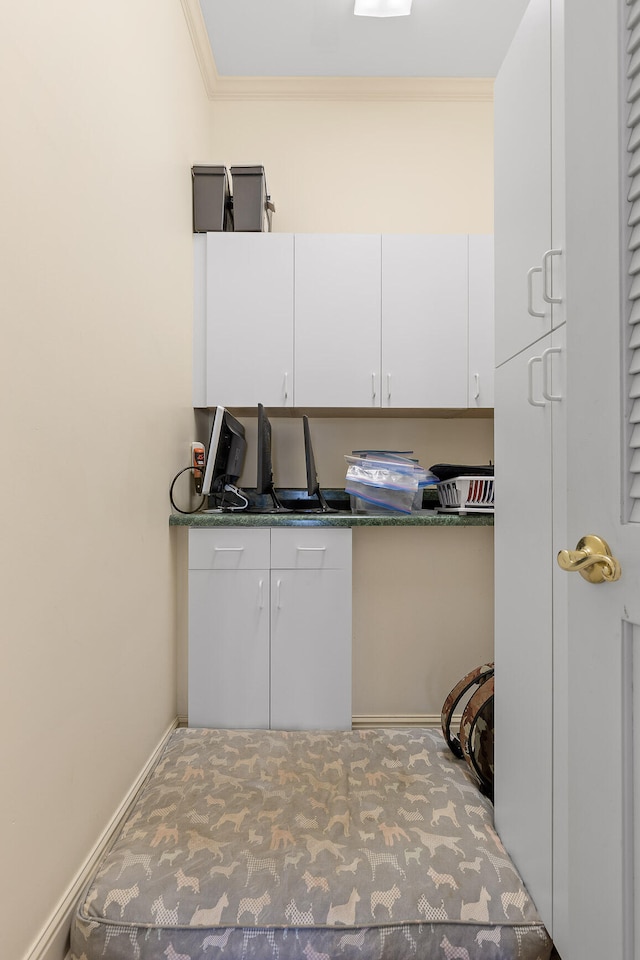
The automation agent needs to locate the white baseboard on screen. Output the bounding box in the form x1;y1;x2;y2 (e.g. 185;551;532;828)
24;718;179;960
177;714;445;729
351;713;443;728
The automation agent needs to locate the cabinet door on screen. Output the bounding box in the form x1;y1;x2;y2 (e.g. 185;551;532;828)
494;0;552;366
188;568;270;728
188;528;271;728
468;235;495;408
381;235;468;408
270;528;352;730
494;332;554;928
205;233;294;407
294;234;381;407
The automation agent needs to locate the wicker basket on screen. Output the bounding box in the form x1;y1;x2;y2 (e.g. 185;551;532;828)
436;475;494;514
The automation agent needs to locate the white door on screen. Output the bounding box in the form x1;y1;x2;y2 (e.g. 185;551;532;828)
294;234;381;407
557;0;640;957
188;568;270;728
381;234;468;408
494;332;556;930
269;528;352;730
270;568;352;730
205;233;294;407
468;234;495;408
494;0;552;368
187;529;271;729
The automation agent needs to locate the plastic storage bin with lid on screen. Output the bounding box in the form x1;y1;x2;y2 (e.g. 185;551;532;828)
230;166;276;232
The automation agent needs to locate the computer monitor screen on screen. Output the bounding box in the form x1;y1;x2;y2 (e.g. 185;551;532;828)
253;403;290;513
202;406;247;503
303;415;320;499
256;403;273;495
302;415;336;513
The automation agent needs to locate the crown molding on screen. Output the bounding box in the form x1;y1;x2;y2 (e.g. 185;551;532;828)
210;75;494;102
180;0;219;99
180;0;494;102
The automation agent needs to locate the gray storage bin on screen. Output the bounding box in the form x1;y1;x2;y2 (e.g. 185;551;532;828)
230;165;275;232
191;165;232;233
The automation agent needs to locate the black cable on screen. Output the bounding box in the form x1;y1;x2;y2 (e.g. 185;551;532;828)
169;466;206;515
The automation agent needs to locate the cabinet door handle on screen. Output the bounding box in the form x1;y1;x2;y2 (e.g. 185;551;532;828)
296;546;327;552
527;266;545;318
387;373;392;403
541;346;562;401
214;546;245;552
372;372;376;400
542;248;563;304
276;578;283;609
473;373;480;401
283;372;289;401
527;356;546;407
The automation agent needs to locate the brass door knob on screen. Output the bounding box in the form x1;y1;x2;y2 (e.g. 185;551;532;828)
557;535;621;583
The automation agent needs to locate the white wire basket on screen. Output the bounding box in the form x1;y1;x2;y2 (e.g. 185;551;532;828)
436;475;495;514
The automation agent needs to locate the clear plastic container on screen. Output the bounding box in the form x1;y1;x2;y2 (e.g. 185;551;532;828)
345;454;426;514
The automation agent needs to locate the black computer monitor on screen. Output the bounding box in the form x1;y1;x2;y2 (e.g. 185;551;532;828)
202;406;247;509
302;415;337;513
255;403;291;513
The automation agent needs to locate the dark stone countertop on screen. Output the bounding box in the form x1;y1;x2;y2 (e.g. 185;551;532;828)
170;489;493;528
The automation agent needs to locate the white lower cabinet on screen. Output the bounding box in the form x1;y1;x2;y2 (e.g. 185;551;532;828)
188;527;352;730
494;325;564;932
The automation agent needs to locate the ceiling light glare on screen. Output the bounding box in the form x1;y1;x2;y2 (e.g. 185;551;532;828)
354;0;413;17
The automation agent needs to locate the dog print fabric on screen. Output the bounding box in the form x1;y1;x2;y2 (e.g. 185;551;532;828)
70;727;552;960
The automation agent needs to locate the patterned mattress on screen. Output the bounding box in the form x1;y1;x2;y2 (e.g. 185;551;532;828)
70;727;552;960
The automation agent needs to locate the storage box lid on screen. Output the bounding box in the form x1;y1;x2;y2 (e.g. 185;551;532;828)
230;165;266;177
191;165;228;178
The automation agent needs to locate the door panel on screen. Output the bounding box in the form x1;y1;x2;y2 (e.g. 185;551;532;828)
559;0;640;955
382;234;468;407
468;234;495;408
494;0;552;366
188;569;270;728
205;233;294;408
494;335;554;929
270;569;351;730
294;234;381;407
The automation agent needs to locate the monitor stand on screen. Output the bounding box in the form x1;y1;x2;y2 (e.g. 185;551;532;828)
303;487;339;514
247;483;293;514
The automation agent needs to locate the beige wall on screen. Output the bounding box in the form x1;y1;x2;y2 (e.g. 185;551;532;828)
0;3;212;958
241;415;495;720
175;413;494;722
210;98;494;234
178;93;495;721
1;13;495;953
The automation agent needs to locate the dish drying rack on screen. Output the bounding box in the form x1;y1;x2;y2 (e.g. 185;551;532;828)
436;475;495;514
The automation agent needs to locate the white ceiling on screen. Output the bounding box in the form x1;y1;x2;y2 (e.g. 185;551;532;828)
198;0;530;80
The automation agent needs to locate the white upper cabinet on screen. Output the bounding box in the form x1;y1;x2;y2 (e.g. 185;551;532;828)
468;234;495;408
204;233;294;408
494;0;555;367
294;234;382;407
195;233;494;410
382;235;468;408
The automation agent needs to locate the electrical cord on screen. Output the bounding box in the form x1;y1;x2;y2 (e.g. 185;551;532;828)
222;484;249;511
169;465;206;515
